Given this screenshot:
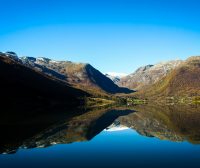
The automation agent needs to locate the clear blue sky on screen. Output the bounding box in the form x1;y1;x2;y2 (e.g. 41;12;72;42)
1;0;200;73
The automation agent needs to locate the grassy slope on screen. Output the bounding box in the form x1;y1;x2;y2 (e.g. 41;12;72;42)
134;56;200;101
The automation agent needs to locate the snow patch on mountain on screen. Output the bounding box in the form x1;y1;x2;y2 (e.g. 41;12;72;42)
105;72;127;83
106;72;127;78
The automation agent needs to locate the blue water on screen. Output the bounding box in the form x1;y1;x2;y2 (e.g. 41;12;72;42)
1;129;200;168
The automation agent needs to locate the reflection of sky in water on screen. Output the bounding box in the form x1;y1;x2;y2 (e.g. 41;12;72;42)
1;128;200;168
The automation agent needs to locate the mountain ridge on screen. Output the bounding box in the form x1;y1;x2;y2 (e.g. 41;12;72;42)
19;54;132;94
1;51;199;102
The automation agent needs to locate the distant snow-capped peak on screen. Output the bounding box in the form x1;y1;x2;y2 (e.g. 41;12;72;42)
105;72;127;78
105;72;127;83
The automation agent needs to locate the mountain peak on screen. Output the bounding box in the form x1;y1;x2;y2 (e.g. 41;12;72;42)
36;57;51;63
135;65;153;73
185;56;200;66
3;51;20;62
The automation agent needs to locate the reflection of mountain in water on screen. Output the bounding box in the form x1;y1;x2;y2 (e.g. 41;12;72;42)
0;107;134;154
117;104;200;143
1;104;200;154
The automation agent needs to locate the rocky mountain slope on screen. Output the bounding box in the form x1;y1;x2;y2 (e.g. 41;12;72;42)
118;60;183;90
135;56;200;99
20;56;132;94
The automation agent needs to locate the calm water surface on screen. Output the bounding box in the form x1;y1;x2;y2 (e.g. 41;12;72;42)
0;105;200;168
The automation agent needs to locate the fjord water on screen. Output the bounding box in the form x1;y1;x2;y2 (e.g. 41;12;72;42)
0;105;200;168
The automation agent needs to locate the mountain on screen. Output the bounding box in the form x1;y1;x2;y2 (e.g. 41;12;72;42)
105;72;127;83
20;56;132;94
118;60;183;90
135;56;200;100
0;52;90;117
